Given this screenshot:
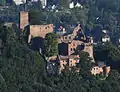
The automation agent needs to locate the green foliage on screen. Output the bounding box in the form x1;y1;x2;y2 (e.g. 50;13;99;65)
94;43;120;61
0;25;45;92
29;9;47;25
44;33;58;57
78;51;93;78
59;0;69;9
0;0;6;5
28;5;88;28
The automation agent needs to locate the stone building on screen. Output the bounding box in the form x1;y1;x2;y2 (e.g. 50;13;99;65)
90;61;110;76
58;55;80;72
102;36;110;43
28;24;54;43
47;56;59;75
83;42;94;61
58;39;94;72
58;24;94;60
57;24;81;43
56;24;95;72
91;66;110;76
19;11;53;43
47;55;80;74
58;40;83;55
19;11;29;31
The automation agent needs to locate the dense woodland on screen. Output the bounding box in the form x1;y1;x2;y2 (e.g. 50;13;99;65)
1;0;120;92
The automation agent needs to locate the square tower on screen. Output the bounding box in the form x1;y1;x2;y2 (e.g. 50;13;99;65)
19;11;29;31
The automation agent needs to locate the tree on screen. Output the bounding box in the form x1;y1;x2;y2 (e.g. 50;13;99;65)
0;25;46;92
94;43;120;61
0;0;6;5
59;0;69;9
29;9;47;25
77;51;93;78
44;33;58;57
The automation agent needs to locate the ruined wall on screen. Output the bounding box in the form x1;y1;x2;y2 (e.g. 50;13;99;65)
59;55;80;72
91;66;111;75
105;66;111;76
57;24;81;43
58;39;94;60
68;41;95;61
58;43;68;56
68;40;83;55
69;57;79;67
59;59;68;70
91;66;103;75
84;43;94;61
72;24;81;36
28;24;53;43
57;34;75;43
19;11;29;31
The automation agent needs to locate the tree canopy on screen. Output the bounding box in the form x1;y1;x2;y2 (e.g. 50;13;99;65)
0;24;45;92
44;33;58;57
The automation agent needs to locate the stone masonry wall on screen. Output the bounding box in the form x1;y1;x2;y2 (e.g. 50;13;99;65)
28;24;53;43
19;11;29;31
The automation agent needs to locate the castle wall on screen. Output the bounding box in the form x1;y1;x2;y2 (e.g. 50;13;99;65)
84;43;94;61
68;40;83;55
58;55;80;72
19;11;29;31
91;66;111;75
91;66;103;75
28;24;53;43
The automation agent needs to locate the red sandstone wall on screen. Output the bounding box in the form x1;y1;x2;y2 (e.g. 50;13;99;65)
28;24;53;43
19;11;29;31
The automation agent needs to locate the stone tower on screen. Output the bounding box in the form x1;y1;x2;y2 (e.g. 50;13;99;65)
19;11;29;31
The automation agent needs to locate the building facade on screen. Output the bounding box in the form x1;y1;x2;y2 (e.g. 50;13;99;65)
91;66;110;76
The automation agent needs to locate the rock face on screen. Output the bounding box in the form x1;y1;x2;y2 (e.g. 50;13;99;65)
28;24;54;43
